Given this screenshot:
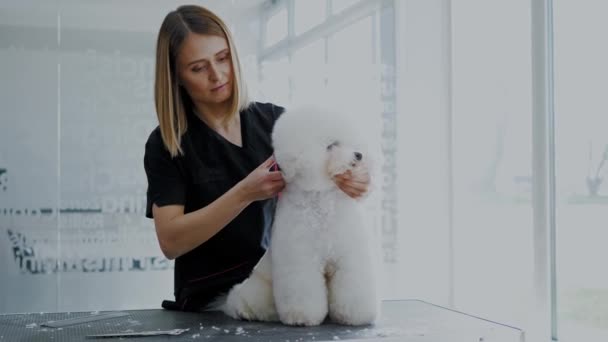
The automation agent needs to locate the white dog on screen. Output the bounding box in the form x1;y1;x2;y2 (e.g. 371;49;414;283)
218;105;380;326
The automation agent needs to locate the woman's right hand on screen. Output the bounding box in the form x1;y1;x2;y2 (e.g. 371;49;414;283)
238;156;285;203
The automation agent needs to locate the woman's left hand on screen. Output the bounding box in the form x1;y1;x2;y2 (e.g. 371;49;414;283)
333;168;371;199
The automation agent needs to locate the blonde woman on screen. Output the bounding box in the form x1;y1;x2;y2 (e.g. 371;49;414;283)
144;5;371;312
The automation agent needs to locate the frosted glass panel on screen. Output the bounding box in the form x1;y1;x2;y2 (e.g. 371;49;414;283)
57;20;170;311
0;0;263;314
0;14;60;313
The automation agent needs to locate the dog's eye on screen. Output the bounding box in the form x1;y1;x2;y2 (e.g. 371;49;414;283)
326;141;340;150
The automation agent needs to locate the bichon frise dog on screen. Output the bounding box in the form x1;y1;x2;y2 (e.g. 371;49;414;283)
218;105;379;326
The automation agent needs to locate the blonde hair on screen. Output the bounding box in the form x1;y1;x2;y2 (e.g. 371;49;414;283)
154;5;249;157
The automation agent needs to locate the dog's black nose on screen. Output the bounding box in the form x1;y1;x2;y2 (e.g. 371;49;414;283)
354;152;363;161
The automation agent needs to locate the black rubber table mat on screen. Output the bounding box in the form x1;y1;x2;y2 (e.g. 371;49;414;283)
0;300;525;341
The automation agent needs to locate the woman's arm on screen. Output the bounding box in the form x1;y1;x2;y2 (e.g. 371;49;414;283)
153;157;284;260
152;184;248;260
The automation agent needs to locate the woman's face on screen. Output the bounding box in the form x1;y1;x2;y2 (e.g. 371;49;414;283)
176;33;233;106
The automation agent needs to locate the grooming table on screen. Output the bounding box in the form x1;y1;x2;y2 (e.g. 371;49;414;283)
0;300;524;341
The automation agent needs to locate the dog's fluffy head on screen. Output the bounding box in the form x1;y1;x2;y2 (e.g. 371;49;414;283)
272;105;369;191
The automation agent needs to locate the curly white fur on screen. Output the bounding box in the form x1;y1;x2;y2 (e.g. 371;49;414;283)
217;105;380;326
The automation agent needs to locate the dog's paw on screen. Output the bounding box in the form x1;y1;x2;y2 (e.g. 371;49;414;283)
279;310;326;326
224;284;279;322
224;285;255;320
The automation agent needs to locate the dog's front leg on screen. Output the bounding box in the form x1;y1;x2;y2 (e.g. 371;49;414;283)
272;247;328;326
327;248;379;325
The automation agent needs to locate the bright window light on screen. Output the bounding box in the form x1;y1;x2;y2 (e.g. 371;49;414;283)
451;0;535;330
265;8;288;47
260;57;291;105
328;16;373;66
554;1;608;340
294;0;326;35
332;0;361;14
292;39;326;103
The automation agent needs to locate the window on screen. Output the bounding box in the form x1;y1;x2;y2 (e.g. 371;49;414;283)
259;57;291;105
291;39;326;103
265;7;288;47
294;0;326;35
554;1;608;340
259;2;608;339
326;15;379;116
328;15;373;66
331;0;361;15
450;0;535;328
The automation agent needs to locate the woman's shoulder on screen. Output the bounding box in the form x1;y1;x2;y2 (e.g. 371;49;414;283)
246;101;286;122
145;126;163;148
144;126;174;159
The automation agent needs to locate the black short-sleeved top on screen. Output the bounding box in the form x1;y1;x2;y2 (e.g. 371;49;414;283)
144;102;284;311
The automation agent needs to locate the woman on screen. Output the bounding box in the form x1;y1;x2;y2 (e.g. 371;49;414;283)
144;4;371;312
